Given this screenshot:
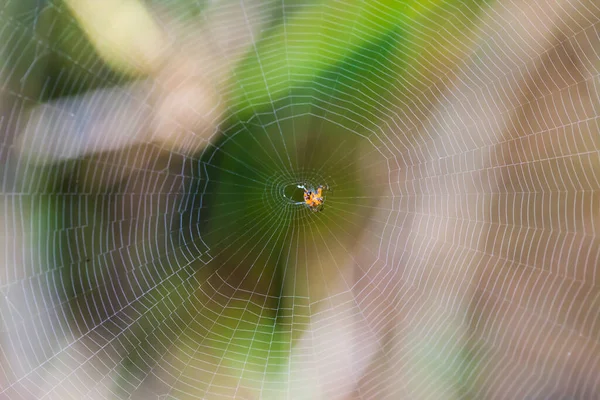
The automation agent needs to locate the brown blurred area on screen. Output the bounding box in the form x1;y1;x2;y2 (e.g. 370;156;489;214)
332;0;600;398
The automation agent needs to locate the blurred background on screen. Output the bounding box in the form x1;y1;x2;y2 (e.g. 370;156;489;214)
0;0;599;399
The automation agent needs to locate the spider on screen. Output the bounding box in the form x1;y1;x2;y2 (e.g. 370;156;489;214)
297;184;329;212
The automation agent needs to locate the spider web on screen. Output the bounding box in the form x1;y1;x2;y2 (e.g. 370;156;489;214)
1;0;599;399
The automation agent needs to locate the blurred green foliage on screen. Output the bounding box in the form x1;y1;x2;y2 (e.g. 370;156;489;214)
3;0;492;395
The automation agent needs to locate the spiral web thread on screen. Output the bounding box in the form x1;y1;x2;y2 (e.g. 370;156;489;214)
0;0;599;399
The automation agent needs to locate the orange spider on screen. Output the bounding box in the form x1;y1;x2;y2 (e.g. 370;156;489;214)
298;184;328;212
